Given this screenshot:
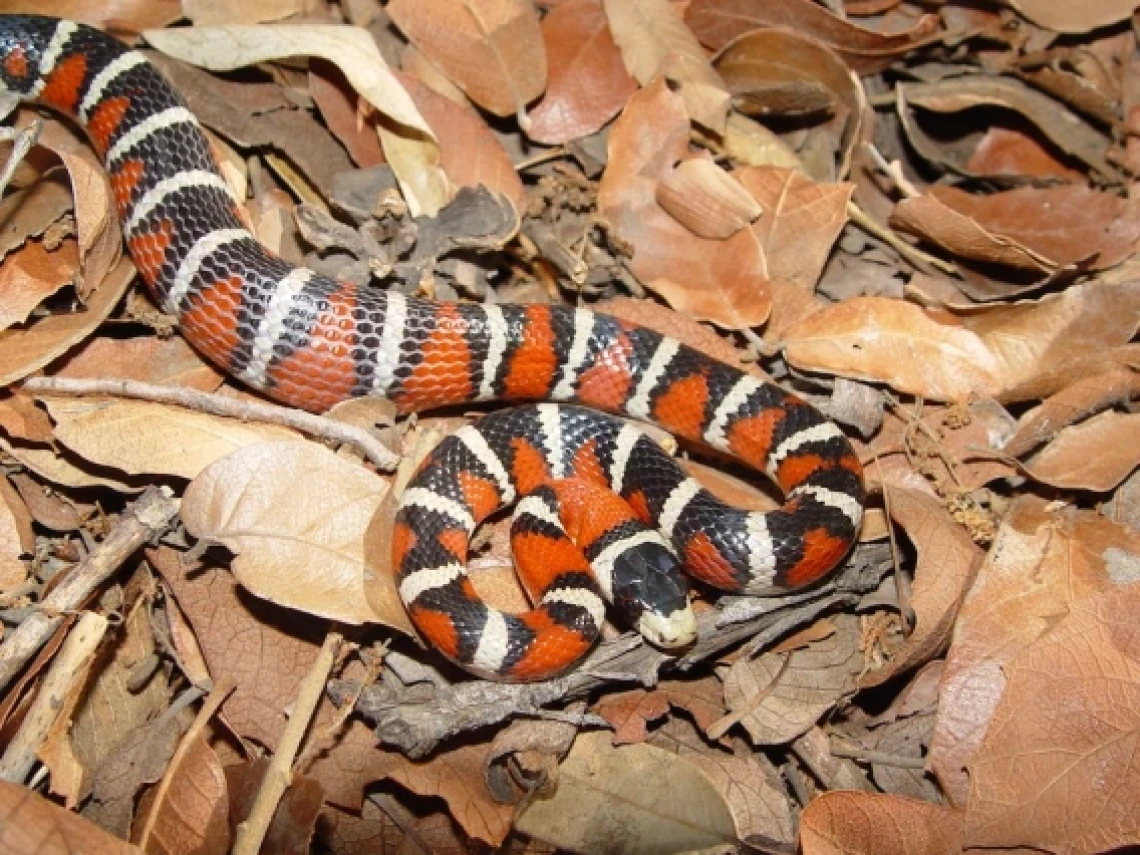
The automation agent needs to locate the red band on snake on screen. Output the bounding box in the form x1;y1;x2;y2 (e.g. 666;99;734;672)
0;16;865;681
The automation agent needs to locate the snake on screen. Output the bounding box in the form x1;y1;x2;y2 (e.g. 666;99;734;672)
0;15;865;681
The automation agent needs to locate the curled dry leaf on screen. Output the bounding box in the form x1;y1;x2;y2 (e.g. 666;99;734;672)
181;441;400;627
799;791;963;855
0;477;33;590
131;734;229;855
1005;0;1139;34
604;0;731;133
0;780;144;855
597;78;772;328
396;72;526;215
928;498;1140;803
0;241;78;332
965;585;1140;853
714;28;864;182
860;487;981;688
1003;364;1140;457
962;276;1140;401
515;731;738;853
0;257;134;387
655;158;761;239
783;296;1004;401
528;0;637;145
143;24;448;216
893;185;1140;273
386;0;546;118
898;77;1118;182
38;396;300;481
1023;411;1140;492
738;166;854;291
686;0;943;74
715;613;864;745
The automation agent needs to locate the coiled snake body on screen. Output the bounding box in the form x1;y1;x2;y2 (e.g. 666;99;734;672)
0;15;864;680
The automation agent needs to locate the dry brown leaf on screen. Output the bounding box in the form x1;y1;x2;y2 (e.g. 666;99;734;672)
1023;411;1140;492
1004;365;1140;457
860;487;981;688
0;434;139;493
593;689;671;745
604;0;731;132
0;257;133;387
57;336;225;392
715;613;863;745
0;780;144;855
783;296;1003;401
799;791;963;854
598;78;772;328
308;62;386;169
714;28;863;182
515;731;737;852
0;476;33;590
386;0;545;118
181;441;400;628
397;71;526;214
895;185;1140;272
961;276;1140;401
928;498;1140;803
1006;0;1138;34
143;24;447;216
131;734;229;855
528;0;637;144
39;396;300;480
965;585;1140;853
0;241;77;332
383;740;515;846
966;126;1085;180
898;77;1117;182
686;0;942;74
656;159;761;239
225;759;322;854
738;167;853;291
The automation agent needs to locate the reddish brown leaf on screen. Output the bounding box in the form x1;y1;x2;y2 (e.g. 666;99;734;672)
132;735;230;855
597;78;771;328
528;0;636;145
308;62;386;169
686;0;942;74
594;689;671;744
0;781;143;855
800;791;963;854
966;126;1084;180
965;585;1140;853
387;0;546;117
0;240;78;332
1023;411;1140;492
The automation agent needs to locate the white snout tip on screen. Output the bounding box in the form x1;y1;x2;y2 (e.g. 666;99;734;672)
639;607;697;649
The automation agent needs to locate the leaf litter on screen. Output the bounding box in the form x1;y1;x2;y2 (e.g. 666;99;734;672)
0;0;1138;852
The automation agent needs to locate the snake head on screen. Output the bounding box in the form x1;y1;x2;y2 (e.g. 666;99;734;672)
612;542;696;649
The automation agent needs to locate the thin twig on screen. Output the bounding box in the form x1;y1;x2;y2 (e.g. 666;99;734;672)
0;611;108;783
0;487;179;695
829;740;928;770
134;676;237;849
846;201;957;276
232;631;343;855
21;376;400;471
876;457;911;635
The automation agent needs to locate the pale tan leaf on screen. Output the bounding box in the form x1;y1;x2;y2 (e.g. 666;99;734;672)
965;585;1140;853
800;791;963;855
1023;411;1140;492
783;296;1004;401
143;24;448;216
1006;0;1138;33
40;397;300;480
860;488;981;687
0;781;144;855
0;257;133;386
181;441;399;627
604;0;730;132
0;476;33;591
715;614;863;745
656;158;761;239
387;0;546;118
0;436;139;492
516;731;738;852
